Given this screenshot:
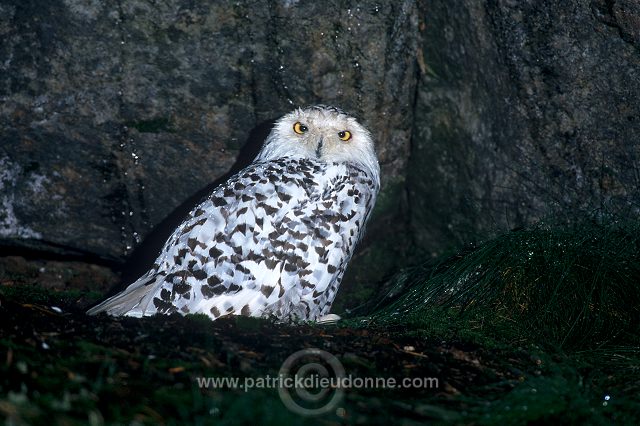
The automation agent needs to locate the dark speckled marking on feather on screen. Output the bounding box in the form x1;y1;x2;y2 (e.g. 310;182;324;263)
263;204;278;215
201;285;215;298
153;297;176;313
187;238;200;251
209;247;223;258
212;197;227;207
235;264;250;274
192;269;207;280
211;285;227;295
265;258;278;269
261;285;275;297
174;282;191;294
207;276;222;286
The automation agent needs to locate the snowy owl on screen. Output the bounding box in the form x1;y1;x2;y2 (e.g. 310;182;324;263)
87;105;380;322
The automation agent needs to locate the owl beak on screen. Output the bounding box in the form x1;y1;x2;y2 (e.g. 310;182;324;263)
315;137;324;158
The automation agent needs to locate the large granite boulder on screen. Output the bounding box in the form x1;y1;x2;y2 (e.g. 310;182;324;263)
410;0;640;255
2;0;639;310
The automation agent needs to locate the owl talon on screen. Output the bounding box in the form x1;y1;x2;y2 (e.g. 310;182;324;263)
317;314;341;324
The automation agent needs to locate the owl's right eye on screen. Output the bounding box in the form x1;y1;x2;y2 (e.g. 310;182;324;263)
293;122;308;134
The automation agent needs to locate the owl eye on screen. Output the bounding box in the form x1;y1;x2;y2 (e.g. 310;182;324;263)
293;122;308;134
338;130;352;141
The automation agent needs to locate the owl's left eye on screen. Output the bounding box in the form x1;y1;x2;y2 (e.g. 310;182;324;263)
293;122;308;134
338;130;352;141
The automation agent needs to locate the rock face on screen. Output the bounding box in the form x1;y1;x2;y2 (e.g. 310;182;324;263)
1;0;639;307
410;0;640;254
0;1;418;285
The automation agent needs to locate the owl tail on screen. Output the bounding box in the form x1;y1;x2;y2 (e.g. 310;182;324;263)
86;272;163;317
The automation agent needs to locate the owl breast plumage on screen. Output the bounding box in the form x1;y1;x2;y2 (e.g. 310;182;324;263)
88;105;380;322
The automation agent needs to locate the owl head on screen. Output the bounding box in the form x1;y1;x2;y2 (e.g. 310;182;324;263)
257;105;380;182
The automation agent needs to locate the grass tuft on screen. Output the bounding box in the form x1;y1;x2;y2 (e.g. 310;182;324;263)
366;221;640;350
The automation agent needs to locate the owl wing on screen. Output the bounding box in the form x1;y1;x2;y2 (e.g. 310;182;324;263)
265;163;378;320
88;158;378;320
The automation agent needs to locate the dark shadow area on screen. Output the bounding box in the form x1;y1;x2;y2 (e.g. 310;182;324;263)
0;238;122;268
117;119;276;291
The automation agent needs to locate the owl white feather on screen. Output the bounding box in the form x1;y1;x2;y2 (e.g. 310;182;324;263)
87;105;380;322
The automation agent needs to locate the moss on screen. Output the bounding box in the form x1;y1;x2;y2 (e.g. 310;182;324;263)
333;238;401;314
125;118;174;133
0;284;103;307
369;176;406;223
